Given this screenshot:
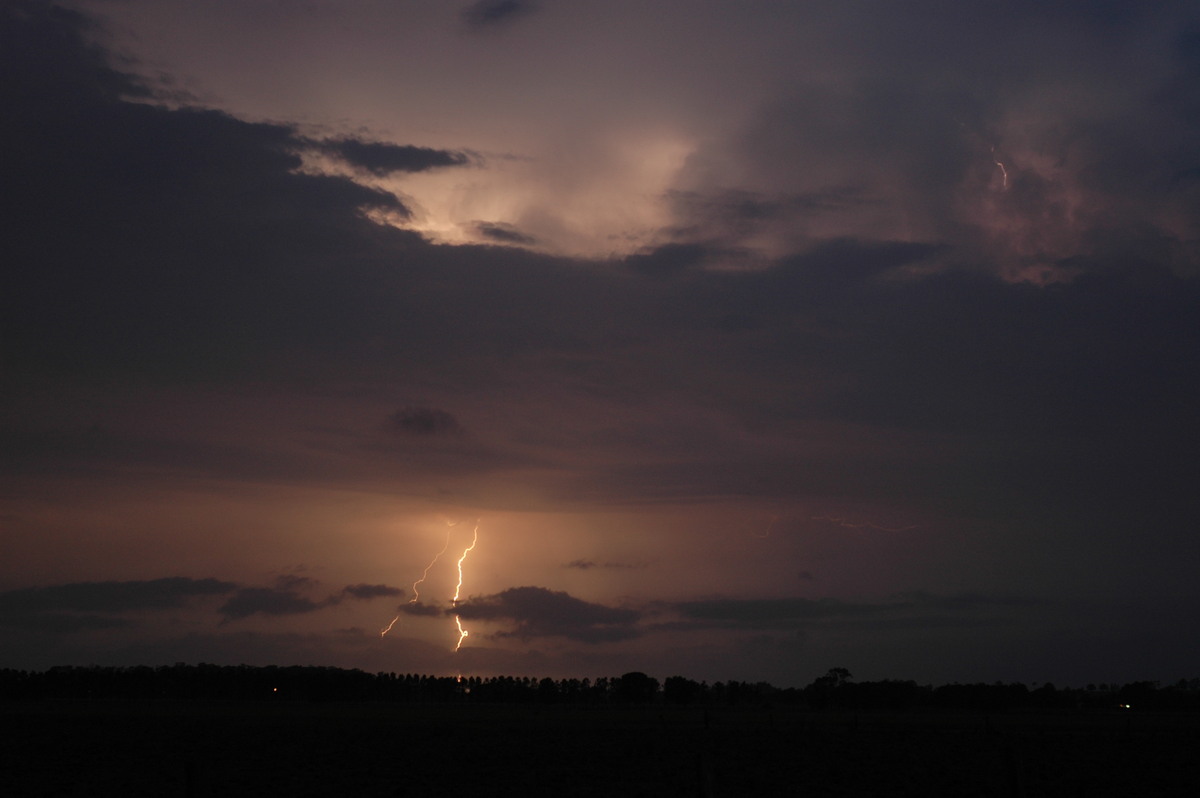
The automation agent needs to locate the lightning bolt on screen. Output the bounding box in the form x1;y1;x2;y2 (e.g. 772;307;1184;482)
380;524;455;638
451;521;480;652
379;519;481;650
411;527;454;605
991;146;1009;190
453;615;469;651
379;615;400;637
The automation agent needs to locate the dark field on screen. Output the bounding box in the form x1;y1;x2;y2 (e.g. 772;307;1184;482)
2;701;1198;797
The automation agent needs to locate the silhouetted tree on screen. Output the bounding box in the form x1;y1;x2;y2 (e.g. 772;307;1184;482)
663;675;703;705
614;671;659;704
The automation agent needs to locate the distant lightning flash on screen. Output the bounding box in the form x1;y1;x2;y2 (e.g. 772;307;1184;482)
379;524;454;638
451;522;480;652
991;146;1009;189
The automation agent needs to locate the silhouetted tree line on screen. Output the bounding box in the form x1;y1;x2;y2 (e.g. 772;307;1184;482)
2;664;1199;712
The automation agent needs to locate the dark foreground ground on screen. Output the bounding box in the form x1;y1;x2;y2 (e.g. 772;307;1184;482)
2;700;1197;797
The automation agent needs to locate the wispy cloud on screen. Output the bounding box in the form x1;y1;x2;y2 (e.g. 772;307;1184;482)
341;584;405;601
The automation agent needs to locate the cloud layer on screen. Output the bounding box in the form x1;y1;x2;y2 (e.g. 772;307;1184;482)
2;1;1199;686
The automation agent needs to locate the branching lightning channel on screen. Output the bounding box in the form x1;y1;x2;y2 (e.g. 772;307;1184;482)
411;526;454;605
380;524;454;638
451;521;480;652
379;519;481;651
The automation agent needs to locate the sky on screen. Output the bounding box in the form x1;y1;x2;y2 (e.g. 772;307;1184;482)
2;0;1199;688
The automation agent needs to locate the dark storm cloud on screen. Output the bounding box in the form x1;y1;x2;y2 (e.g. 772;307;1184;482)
0;1;147;106
454;586;641;642
1;612;132;634
665;187;878;245
894;592;1044;611
622;243;713;277
667;592;1041;633
313;138;470;176
216;575;355;622
675;596;887;625
647;2;1200;297
771;238;944;293
0;578;237;614
561;238;1198;522
695;187;876;220
811;266;1200;521
0;577;235;636
388;407;463;436
219;588;327;621
340;584;404;600
473;221;538;246
0;2;429;382
2;4;638;399
400;602;443;617
461;0;538;29
3;0;642;404
4;1;1200;686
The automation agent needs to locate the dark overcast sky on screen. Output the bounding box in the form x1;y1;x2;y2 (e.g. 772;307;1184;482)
3;0;1199;687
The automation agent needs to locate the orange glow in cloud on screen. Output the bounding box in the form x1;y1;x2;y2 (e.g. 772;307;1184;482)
379;130;694;257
